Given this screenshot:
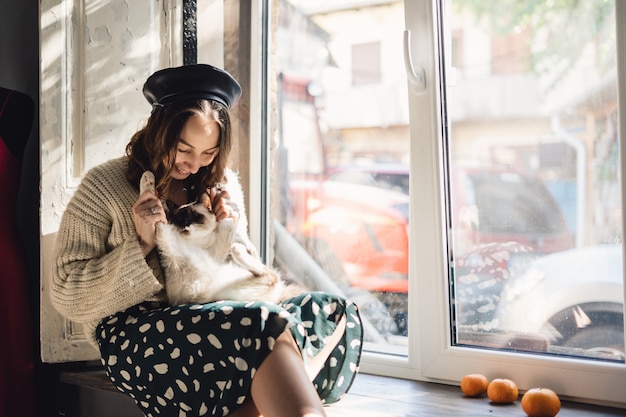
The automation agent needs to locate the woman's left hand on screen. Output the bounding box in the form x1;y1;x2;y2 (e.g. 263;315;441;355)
209;185;240;222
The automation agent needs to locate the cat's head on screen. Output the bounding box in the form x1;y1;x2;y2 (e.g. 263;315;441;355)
165;192;217;237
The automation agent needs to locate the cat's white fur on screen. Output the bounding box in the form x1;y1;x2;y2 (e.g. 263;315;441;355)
140;171;301;305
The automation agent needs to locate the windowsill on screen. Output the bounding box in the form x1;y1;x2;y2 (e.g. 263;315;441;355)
326;372;626;416
60;368;626;416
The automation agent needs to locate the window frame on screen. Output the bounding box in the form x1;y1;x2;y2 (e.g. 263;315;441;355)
251;0;626;407
406;0;626;406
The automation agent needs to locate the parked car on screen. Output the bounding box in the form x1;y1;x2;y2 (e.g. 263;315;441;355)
286;164;574;336
286;175;409;294
494;244;624;361
449;168;574;256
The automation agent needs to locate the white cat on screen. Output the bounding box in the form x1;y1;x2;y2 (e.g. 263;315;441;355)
140;171;302;305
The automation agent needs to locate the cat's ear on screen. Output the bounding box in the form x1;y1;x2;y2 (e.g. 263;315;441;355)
199;191;212;211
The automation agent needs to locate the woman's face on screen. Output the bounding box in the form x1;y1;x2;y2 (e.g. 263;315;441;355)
171;114;220;180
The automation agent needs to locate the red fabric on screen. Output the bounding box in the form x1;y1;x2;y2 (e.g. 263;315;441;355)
0;139;34;417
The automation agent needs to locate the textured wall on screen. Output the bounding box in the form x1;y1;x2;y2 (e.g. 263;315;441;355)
39;0;176;363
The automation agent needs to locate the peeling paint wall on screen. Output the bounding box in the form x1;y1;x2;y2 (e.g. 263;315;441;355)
40;0;180;363
41;0;178;234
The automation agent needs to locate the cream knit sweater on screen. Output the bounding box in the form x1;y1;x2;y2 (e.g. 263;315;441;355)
49;156;253;347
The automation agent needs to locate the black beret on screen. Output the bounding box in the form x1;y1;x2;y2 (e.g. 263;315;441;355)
143;64;242;110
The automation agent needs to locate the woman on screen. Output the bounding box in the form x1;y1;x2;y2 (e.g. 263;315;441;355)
50;64;362;417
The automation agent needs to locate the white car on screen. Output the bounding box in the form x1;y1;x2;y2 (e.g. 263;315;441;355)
495;244;624;361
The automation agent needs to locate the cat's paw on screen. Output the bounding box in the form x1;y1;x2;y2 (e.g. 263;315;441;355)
220;217;237;227
217;217;237;236
140;171;156;195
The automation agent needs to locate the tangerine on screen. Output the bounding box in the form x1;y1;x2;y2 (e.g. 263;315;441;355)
460;374;489;397
521;387;561;417
487;378;519;404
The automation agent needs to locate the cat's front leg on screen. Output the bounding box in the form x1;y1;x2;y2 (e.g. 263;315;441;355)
154;222;185;263
211;218;238;261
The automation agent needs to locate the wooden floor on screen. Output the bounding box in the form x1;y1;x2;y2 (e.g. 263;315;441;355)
325;373;626;417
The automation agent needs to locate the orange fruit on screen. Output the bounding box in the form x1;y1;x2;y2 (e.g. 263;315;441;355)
487;378;519;404
460;373;489;397
521;387;561;417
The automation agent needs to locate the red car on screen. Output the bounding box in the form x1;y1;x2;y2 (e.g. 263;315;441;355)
286;165;574;295
287;174;409;293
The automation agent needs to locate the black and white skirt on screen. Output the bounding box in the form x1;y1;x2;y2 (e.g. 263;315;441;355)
96;292;363;417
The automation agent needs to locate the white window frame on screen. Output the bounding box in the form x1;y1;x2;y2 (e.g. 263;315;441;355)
392;0;625;407
249;0;626;407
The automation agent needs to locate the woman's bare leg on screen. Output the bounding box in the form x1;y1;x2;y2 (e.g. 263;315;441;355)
229;315;347;417
250;331;328;417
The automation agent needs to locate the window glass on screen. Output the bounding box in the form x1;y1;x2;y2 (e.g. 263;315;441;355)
352;41;382;85
447;0;624;363
269;0;624;367
272;0;409;351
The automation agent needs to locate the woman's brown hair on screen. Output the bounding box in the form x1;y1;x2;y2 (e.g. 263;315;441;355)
125;99;233;200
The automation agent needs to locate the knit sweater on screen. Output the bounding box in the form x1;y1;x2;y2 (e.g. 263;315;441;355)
49;156;254;347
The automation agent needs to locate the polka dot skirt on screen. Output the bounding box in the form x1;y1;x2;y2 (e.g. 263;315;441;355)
96;292;363;417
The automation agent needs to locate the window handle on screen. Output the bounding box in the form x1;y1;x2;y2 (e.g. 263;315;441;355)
403;29;426;92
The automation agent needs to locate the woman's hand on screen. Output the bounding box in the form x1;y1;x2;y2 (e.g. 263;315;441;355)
132;190;166;256
210;185;240;223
